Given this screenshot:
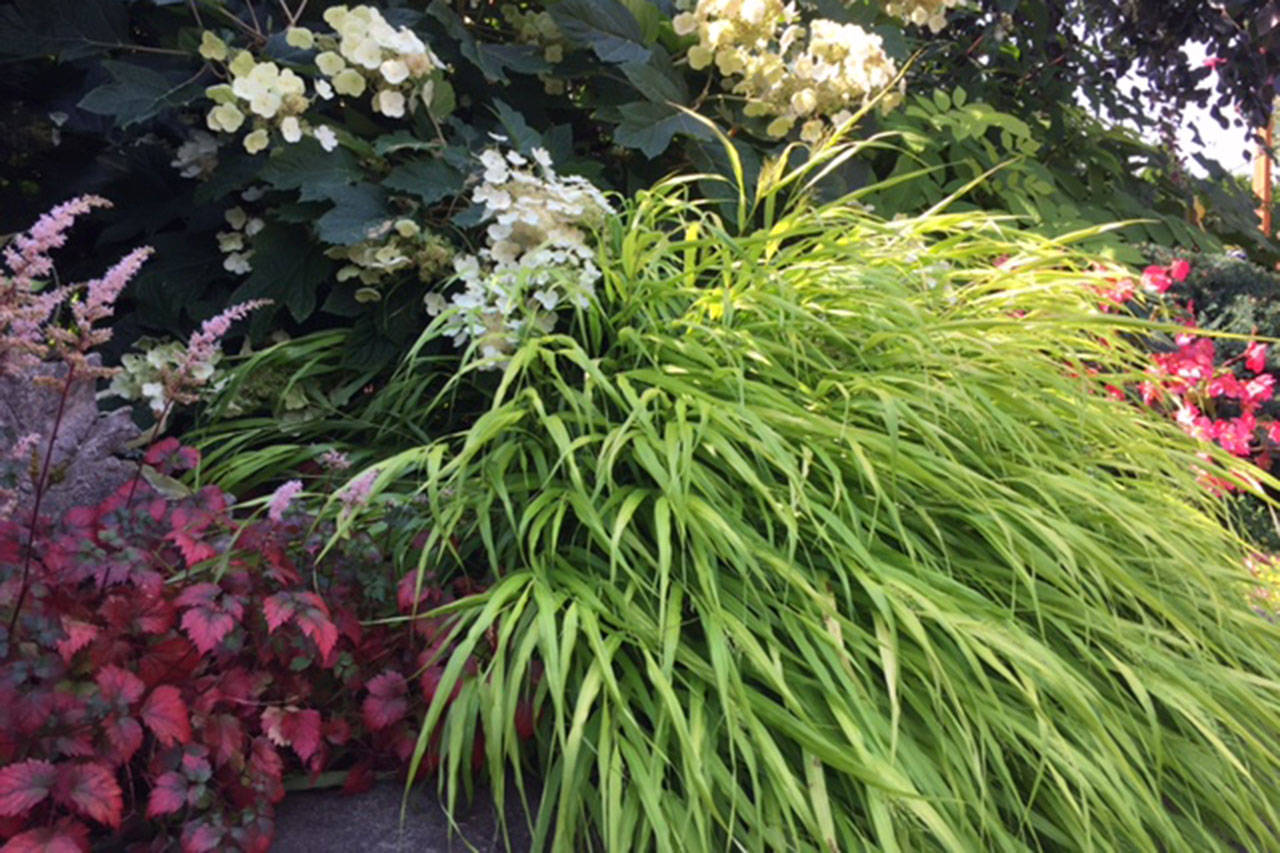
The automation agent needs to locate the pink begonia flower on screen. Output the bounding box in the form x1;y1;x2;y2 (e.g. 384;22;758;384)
1208;373;1242;399
1246;341;1268;373
1141;265;1172;294
1169;259;1191;282
267;479;303;522
1203;56;1227;70
1245;373;1276;404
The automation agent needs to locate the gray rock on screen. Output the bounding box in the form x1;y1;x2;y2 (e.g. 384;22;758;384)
0;358;139;519
271;780;535;853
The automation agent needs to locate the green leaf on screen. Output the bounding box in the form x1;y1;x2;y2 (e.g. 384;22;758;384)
426;1;549;83
620;46;687;104
260;139;363;204
315;183;389;245
550;0;650;64
0;0;126;60
383;159;465;205
77;61;203;128
373;131;438;156
491;100;542;152
614;101;713;158
235;223;335;323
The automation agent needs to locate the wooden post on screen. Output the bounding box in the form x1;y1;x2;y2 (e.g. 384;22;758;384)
1255;120;1274;237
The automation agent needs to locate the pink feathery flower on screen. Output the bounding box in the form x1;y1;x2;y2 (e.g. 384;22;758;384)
3;195;111;283
161;298;273;405
74;246;154;334
340;468;380;510
184;299;272;371
320;449;351;472
267;479;303;522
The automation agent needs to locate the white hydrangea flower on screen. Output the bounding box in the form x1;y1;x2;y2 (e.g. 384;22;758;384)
426;145;611;365
675;0;901;139
881;0;962;33
171;130;220;179
314;124;339;151
280;115;303;143
374;89;406;117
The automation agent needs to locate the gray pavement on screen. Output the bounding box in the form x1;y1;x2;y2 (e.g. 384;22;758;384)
271;780;535;852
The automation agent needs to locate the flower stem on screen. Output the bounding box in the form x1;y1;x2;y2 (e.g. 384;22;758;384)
7;366;76;643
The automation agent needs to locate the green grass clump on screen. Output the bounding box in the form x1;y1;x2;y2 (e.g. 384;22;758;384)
322;148;1280;850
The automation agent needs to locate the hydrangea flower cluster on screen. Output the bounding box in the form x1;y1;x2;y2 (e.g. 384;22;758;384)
881;0;963;33
672;0;900;140
302;5;447;119
110;300;270;418
201;32;329;154
217;205;264;276
170;130;220;179
198;5;448;156
326;218;454;300
424;146;611;362
499;4;568;93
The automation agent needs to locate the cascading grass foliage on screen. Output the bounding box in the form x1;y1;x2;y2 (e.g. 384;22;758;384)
296;143;1280;849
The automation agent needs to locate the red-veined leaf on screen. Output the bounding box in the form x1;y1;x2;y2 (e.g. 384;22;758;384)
141;686;191;746
0;760;56;817
1;818;89;852
261;593;296;634
54;620;98;663
179;607;236;654
94;666;145;707
102;716;143;764
281;709;322;763
52;763;122;828
201;714;245;767
180;820;223;853
146;771;188;818
362;671;408;731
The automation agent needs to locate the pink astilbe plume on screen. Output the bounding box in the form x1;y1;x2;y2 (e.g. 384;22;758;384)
1;196;150;379
3;195;110;285
154;299;273;409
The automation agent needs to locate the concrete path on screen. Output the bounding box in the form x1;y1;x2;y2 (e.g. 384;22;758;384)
272;780;535;852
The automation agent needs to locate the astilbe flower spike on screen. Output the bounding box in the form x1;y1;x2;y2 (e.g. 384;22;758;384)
0;195;113;374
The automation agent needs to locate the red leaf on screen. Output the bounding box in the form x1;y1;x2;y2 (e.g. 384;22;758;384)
179;606;236;654
247;738;284;804
323;717;351;746
341;762;374;796
144;437;181;467
141;686;191;747
0;760;56;817
261;593;296;634
180;820;223;853
281;709;322;763
103;716;143;765
137;636;198;687
202;714;245;767
52;763;122;828
514;699;535;740
362;671;408;731
94;666;145;708
146;771;188;818
296;610;338;660
55;620;98;663
1;819;90;852
168;530;217;568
